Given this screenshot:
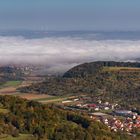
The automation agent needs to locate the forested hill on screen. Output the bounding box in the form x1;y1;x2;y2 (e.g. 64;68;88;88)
19;61;140;110
0;95;130;140
63;61;140;78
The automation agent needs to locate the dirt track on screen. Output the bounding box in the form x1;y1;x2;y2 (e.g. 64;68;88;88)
0;87;17;94
18;93;51;100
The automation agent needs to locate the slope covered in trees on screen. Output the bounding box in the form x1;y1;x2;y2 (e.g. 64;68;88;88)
19;61;140;110
63;61;140;78
0;95;131;140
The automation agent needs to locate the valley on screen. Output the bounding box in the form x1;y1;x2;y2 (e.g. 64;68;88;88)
0;61;140;139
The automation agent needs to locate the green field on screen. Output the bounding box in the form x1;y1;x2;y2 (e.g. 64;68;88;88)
35;96;69;104
34;95;77;104
0;108;9;114
0;81;21;88
0;134;34;140
34;96;65;101
0;104;9;114
103;66;140;71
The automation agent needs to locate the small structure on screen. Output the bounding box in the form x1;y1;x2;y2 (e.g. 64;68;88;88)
91;112;108;117
114;110;132;117
94;107;99;111
104;107;109;110
62;100;73;104
87;104;96;108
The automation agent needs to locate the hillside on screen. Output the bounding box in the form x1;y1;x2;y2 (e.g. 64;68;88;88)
63;61;140;78
0;95;131;140
19;61;140;110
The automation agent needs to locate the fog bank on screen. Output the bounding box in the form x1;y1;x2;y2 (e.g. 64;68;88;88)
0;36;140;73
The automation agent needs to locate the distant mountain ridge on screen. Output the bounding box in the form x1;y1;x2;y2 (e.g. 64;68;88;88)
1;30;140;40
20;61;140;102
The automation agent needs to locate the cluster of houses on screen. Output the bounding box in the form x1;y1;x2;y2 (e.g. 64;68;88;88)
61;97;118;113
90;110;140;133
76;103;111;111
85;102;115;111
62;96;117;109
61;97;140;133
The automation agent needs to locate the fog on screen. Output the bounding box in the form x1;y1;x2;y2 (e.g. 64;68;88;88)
0;36;140;73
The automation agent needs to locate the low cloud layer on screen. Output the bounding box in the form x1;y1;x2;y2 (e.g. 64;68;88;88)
0;36;140;73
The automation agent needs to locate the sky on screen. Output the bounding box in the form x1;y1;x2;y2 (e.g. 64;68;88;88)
0;0;140;31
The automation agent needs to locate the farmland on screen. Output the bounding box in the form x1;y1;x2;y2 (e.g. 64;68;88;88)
0;79;68;103
103;66;140;72
0;81;21;88
0;62;140;139
0;134;34;140
0;108;9;114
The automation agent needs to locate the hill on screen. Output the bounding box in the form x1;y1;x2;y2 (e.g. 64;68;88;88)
19;61;140;111
63;61;140;78
0;95;131;140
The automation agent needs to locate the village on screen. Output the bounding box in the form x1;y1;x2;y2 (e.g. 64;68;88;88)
59;95;140;134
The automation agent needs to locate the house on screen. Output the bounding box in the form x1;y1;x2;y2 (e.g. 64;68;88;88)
87;104;96;108
62;100;73;104
114;110;132;117
73;98;79;102
94;107;99;111
104;107;109;110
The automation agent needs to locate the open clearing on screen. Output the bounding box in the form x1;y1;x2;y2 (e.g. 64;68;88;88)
0;85;54;101
0;134;34;140
0;108;9;114
17;93;52;100
0;81;21;89
103;66;140;72
0;80;75;104
0;87;18;94
37;95;79;104
38;96;68;104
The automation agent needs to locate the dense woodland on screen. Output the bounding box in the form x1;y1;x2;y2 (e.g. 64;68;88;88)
0;95;132;140
20;61;140;111
63;61;140;78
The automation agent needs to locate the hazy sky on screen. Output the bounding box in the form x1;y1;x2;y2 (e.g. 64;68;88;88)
0;0;140;31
